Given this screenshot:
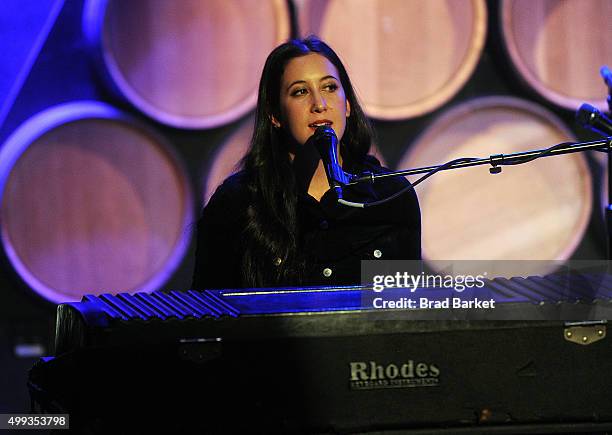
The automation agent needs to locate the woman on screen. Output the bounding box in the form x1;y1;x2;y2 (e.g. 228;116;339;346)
192;36;420;289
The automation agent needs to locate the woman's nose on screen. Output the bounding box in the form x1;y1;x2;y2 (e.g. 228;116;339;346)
311;92;327;112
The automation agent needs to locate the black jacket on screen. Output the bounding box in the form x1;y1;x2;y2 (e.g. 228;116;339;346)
192;156;421;290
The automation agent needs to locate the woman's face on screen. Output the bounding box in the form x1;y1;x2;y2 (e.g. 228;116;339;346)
272;53;351;148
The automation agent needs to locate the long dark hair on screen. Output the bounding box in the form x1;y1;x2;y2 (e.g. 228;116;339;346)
240;36;373;287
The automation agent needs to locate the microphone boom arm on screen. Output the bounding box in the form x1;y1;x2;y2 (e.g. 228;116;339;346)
345;138;611;187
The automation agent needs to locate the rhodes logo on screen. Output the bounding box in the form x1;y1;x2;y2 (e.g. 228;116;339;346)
349;360;440;390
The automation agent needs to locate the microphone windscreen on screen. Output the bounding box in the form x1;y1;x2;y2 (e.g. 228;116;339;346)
312;125;337;154
601;65;612;87
314;125;336;139
576;103;597;126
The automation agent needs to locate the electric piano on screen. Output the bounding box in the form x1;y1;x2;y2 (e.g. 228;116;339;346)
29;273;612;434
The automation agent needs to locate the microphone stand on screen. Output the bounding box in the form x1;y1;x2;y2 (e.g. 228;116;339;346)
601;65;612;259
344;138;612;259
608;138;612;261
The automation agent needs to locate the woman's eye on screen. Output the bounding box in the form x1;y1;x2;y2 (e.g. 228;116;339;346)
291;88;307;97
324;83;338;92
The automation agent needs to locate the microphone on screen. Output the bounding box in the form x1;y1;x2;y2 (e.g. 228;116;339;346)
601;66;612;112
601;65;612;88
576;103;612;137
312;125;349;199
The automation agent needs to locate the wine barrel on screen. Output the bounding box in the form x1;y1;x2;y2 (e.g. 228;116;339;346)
398;96;591;277
296;0;487;120
500;0;612;111
83;0;291;129
202;116;255;206
0;101;193;303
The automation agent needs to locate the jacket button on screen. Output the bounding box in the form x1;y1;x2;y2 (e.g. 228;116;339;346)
319;220;329;230
373;249;382;258
322;267;333;277
273;257;282;266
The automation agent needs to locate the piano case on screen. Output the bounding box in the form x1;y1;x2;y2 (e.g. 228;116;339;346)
28;286;612;434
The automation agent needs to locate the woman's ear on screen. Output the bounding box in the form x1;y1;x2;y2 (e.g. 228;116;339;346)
270;115;281;128
346;99;351;118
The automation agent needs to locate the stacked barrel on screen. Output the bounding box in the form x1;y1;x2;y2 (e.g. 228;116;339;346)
1;0;610;302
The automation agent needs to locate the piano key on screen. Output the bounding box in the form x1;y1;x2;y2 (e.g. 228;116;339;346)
510;277;565;302
83;294;128;320
148;292;185;319
565;273;612;300
582;274;612;299
483;279;534;303
479;280;518;298
487;278;545;303
527;276;580;302
135;292;172;320
99;293;143;320
505;277;561;302
544;274;598;300
200;291;240;317
117;293;156;320
162;291;196;317
187;291;223;317
151;292;188;319
169;291;211;318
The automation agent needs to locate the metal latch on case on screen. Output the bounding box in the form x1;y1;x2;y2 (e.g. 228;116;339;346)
564;321;606;346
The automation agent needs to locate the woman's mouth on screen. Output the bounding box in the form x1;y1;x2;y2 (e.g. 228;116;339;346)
308;120;333;129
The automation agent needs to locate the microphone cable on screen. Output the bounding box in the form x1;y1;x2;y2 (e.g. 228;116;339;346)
339;157;478;209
